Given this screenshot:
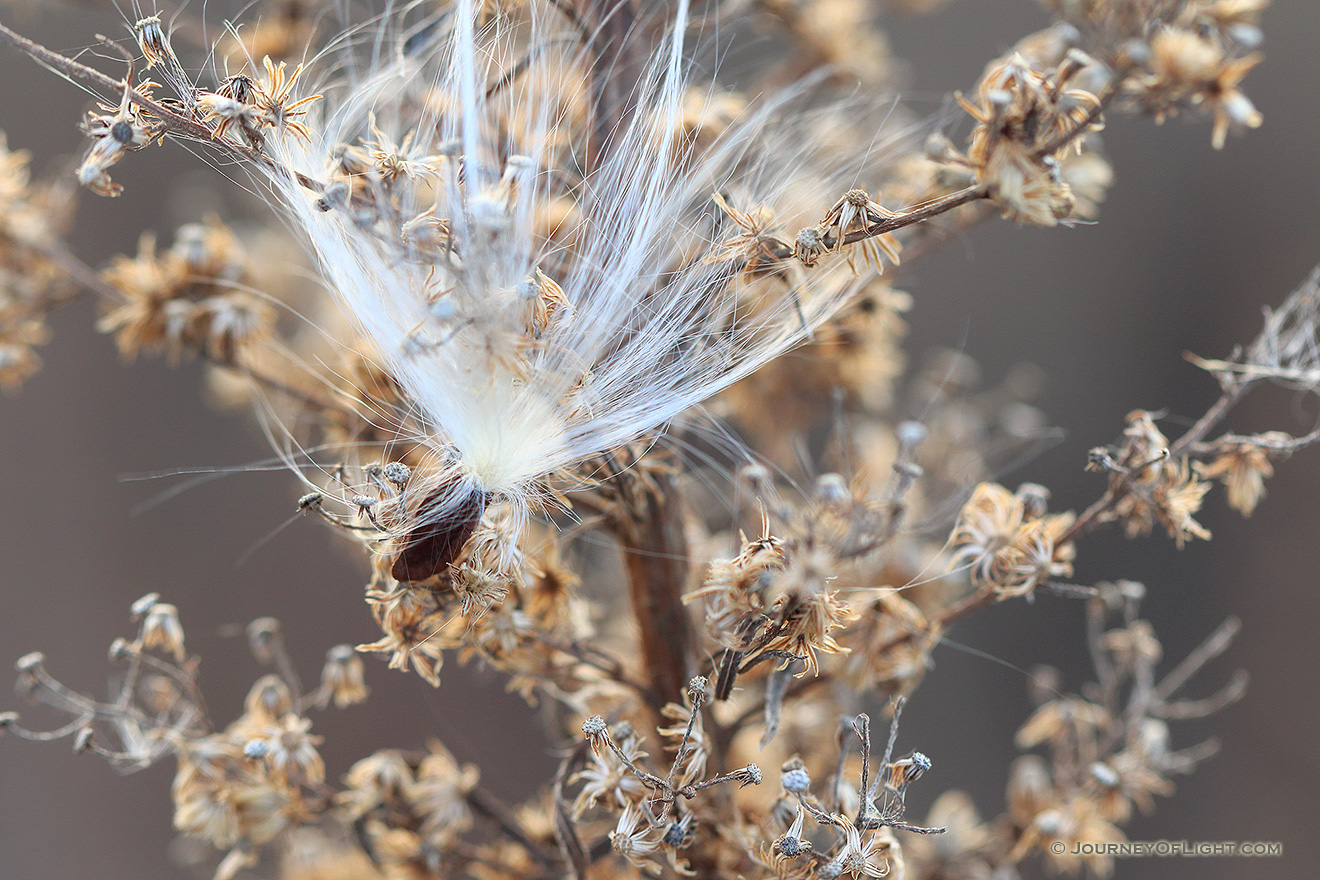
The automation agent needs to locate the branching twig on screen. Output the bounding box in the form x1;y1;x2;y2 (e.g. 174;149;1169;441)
0;21;324;193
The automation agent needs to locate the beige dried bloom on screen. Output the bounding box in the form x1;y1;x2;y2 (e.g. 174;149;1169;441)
357;589;448;686
252;56;321;144
687;530;786;642
705;192;787;280
256;714;326;785
97;220;271;365
133;16;194;106
1094;410;1213;546
319;645;370;708
820;821;897;878
949;482;1075;597
411;741;479;843
818;187;902;270
1014;797;1127;876
338;750;416;820
1145;27;1263;148
1196;437;1278;515
1016;698;1111;750
959;51;1104;225
571;723;650;816
136;601;187;662
609;801;665;869
761;579;856;676
843;591;934;694
779;0;894;85
239;675;296;730
1006;753;1056;828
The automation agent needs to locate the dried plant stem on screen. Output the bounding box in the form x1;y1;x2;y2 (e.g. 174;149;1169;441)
796;68;1129;260
532;633;653;699
582;0;643;173
466;785;563;869
1169;384;1254;457
808;185;989;256
729;325;1283;729
897;353;1283;646
1185;426;1320;456
611;469;695;710
1153;616;1241;702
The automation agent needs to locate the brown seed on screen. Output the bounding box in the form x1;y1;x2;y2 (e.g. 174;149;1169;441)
390;486;487;583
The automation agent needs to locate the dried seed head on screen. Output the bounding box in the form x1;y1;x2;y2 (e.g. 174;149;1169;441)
663;814;694;848
889;750;932;789
245;675;295;722
246;617;282;663
737;763;763;786
776;834;807;857
814;473;851;508
1090;761;1119;788
139;602;186;662
794;226;827;265
781;764;812;794
383;462;412;487
109;121;134;145
243;739;271;759
321;645;369;708
15;652;45;673
133;16;196;107
130;592;160;618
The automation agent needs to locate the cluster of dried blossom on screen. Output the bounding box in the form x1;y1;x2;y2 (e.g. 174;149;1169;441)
1;1;1314;879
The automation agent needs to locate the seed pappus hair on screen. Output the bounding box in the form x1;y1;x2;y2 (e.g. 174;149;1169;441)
257;0;909;571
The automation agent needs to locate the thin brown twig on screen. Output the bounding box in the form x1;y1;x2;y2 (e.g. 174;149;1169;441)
466;785;563;869
1167;383;1255;458
1153;616;1241;703
1183;426;1320;457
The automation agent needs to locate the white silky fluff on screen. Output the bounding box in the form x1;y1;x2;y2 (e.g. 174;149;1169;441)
262;0;892;533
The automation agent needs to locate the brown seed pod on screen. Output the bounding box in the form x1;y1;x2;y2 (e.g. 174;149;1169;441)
390;485;487;583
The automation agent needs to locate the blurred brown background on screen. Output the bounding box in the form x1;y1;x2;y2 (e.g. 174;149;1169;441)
1;2;1317;878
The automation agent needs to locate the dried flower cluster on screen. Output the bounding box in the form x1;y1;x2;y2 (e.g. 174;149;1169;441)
0;1;1312;879
0;131;73;388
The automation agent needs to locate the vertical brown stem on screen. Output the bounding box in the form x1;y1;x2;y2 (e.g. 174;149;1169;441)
579;0;642;173
614;469;694;710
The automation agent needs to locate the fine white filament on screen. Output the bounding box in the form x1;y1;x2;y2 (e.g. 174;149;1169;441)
263;0;890;544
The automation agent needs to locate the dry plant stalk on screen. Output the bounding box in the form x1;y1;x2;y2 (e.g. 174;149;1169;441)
0;1;1309;879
